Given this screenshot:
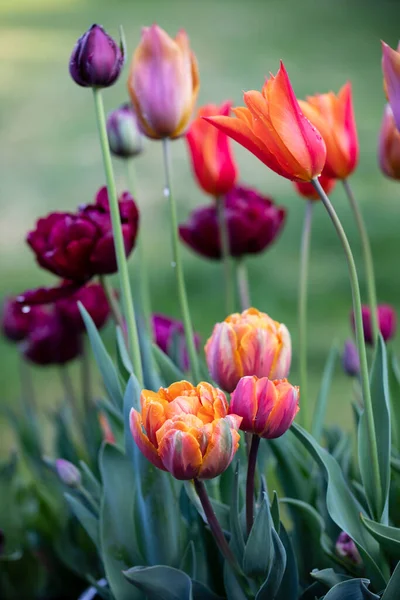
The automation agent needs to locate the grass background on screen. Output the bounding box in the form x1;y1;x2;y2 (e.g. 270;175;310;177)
1;0;400;455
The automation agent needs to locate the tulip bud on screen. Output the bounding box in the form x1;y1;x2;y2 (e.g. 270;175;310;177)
230;376;299;438
127;24;199;139
335;532;362;565
378;104;400;179
293;174;336;200
55;459;81;487
342;339;360;377
151;313;200;372
205;308;291;393
351;304;397;345
69;24;124;88
130;381;241;480
179;186;286;260
107;103;144;158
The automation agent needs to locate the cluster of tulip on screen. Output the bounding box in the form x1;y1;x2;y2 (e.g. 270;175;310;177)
2;18;400;600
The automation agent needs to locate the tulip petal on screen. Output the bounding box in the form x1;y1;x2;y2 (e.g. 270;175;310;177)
129;409;166;470
158;429;202;479
205;322;243;392
382;41;400;131
199;417;240;479
230;376;258;431
262;382;299;439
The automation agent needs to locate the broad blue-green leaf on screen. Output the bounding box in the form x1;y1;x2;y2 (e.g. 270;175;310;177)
136;314;163;390
382;561;400;599
152;342;185;386
116;326;133;383
275;524;298;600
79;303;123;408
312;344;338;442
358;335;391;523
124;566;192;600
229;462;245;562
311;568;352;588
79;461;101;503
192;581;223;599
65;493;100;552
180;541;197;579
99;444;143;600
361;515;400;558
388;350;400;450
271;491;280;534
223;563;248;600
123;376;184;566
243;492;273;577
255;529;286;599
323;578;379;599
291;424;387;590
268;435;311;502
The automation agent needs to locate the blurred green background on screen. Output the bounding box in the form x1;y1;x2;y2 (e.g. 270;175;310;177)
1;0;400;455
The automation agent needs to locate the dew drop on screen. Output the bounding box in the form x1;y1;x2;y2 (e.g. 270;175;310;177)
163;187;170;198
21;306;31;314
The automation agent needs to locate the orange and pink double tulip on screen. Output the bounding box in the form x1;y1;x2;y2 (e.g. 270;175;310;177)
230;376;299;439
129;381;241;480
205;308;291;393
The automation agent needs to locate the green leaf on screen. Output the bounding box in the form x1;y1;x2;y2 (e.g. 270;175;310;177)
192;581;224;600
136;314;163;390
229;462;245;563
223;563;248;600
311;568;352;588
311;343;338;442
99;444;143;600
382;561;400;599
291;424;387;590
152;342;185;386
64;493;100;552
123;376;185;566
180;541;197;580
124;565;193;600
361;515;400;558
116;326;133;383
388;350;400;450
79;461;102;503
358;335;391;523
79;303;123;408
275;524;298;600
322;578;379;599
268;435;311;503
255;529;286;599
271;491;280;534
243;492;273;577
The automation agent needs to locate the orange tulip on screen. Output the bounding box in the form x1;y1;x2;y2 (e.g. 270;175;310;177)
382;41;400;131
129;381;242;480
298;83;358;179
203;62;326;182
186;101;238;196
205;308;291;393
293;174;336;201
378;104;400;180
127;25;199;139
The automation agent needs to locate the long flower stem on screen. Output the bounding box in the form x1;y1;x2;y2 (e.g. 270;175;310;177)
216;195;235;314
81;339;91;415
236;259;251;310
162;139;200;383
59;366;81;431
246;434;260;536
298;199;314;430
125;159;153;337
312;178;382;514
92;88;143;387
99;276;125;333
343;179;379;344
194;478;240;570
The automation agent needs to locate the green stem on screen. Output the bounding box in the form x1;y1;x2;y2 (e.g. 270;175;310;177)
92;88;143;387
246;434;260;536
194;478;240;571
343;179;379;344
216;195;235;314
162;138;200;383
78;485;100;516
59;366;81;431
236;259;251;310
298;199;314;430
99;276;125;333
125;159;153;337
81;339;91;415
312;177;382;515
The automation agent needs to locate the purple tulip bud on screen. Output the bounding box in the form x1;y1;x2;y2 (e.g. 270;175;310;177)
351;304;397;345
55;459;81;487
179;185;286;260
335;532;362;565
69;24;124;88
152;313;200;372
342;339;360;377
27;187;139;282
107;103;144;158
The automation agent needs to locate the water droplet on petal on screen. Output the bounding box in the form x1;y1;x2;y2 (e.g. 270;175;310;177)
21;306;31;314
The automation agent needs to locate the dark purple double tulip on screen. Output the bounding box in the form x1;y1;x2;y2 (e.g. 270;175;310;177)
1;299;46;342
27;187;139;282
179;185;286;259
56;283;110;331
69;24;124;88
152;313;200;372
